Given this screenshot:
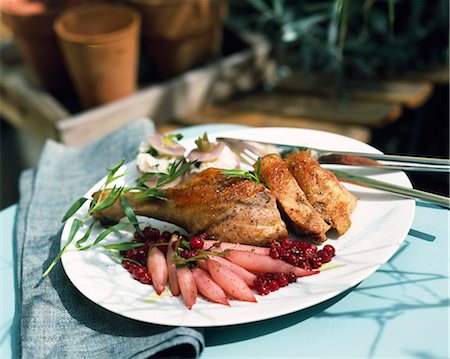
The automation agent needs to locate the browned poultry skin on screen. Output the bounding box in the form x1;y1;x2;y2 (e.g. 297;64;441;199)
92;168;287;245
258;154;330;240
285;151;357;235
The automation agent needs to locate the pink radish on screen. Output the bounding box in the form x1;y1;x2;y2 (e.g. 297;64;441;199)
166;236;180;296
192;268;229;306
207;255;256;287
207;260;256;303
147;246;168;295
177;266;197;309
203;240;270;256
225;250;318;277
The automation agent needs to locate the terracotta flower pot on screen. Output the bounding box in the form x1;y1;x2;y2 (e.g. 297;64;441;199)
126;0;227;79
0;0;88;94
54;4;141;109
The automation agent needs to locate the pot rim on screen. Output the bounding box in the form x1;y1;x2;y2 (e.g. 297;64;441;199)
54;4;141;44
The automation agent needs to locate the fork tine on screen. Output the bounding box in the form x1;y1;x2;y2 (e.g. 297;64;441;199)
224;140;261;167
238;152;256;167
243;148;260;163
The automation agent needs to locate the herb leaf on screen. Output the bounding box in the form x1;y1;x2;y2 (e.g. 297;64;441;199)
105;158;127;186
76;221;95;248
92;222;136;246
90;186;124;214
62;197;88;222
137;172;156;187
101;242;145;251
43;218;83;276
220;158;262;183
131;159;196;201
121;195;143;236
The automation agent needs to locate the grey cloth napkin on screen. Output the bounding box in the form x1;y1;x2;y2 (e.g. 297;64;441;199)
16;119;204;358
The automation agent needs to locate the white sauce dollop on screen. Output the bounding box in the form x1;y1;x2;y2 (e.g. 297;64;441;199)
136;153;176;174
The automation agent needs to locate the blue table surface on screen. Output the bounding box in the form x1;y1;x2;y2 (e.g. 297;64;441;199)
1;124;449;359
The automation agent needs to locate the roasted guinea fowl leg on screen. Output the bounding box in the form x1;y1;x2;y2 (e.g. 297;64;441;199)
93;168;288;245
258;154;330;241
285;151;357;235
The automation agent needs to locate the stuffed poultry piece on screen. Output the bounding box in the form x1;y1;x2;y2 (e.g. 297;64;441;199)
285;151;357;235
258;154;330;241
92;168;287;245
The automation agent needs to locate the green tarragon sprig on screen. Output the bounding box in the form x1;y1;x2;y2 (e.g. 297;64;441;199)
43;157;196;277
130;158;196;201
220;158;262;184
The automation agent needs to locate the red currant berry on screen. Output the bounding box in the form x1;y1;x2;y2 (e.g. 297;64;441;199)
323;244;336;257
161;231;172;241
189;236;204;250
143;227;160;241
304;247;316;259
277;273;289;287
281;238;292;249
287;272;297;283
310;257;323;269
318;249;332;263
268;280;280;292
269;247;280;259
286;253;299;266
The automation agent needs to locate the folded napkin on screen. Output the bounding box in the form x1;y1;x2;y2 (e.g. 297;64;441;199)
16;119;204;358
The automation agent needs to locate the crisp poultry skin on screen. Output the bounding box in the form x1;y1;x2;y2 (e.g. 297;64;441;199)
92;168;288;245
258;154;330;241
285;151;357;235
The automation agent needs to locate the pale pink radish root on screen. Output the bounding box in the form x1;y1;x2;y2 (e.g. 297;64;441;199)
207;255;257;287
147;246;168;295
203;240;270;256
177;266;197;309
225;250;318;277
207;259;257;303
166;236;180;296
192;268;230;306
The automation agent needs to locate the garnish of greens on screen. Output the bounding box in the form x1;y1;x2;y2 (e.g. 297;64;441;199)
194;133;214;152
220;158;262;184
172;238;227;268
43;157;196;277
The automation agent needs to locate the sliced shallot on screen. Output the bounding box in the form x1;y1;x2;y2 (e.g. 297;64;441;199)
147;133;186;157
187;141;225;162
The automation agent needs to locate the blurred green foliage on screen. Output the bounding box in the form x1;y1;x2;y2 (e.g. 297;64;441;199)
228;0;449;80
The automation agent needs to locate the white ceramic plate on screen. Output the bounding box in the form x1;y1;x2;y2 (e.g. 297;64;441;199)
61;127;415;327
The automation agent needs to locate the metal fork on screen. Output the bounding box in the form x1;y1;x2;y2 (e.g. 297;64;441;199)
218;137;450;172
225;140;450;209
